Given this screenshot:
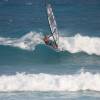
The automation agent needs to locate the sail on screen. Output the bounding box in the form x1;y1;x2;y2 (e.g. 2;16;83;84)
47;4;59;44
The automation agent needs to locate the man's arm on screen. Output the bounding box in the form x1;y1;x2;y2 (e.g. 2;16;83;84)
48;34;52;38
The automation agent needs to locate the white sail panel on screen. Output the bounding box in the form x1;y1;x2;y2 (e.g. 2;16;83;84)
47;4;59;44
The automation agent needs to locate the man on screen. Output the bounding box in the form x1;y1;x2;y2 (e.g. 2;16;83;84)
43;35;58;49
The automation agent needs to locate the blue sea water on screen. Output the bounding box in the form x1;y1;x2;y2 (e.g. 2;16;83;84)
0;0;100;100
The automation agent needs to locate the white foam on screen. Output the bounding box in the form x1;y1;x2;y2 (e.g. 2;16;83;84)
58;34;100;55
0;72;100;92
0;32;44;50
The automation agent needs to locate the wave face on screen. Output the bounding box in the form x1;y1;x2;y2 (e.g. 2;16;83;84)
0;32;100;55
0;71;100;92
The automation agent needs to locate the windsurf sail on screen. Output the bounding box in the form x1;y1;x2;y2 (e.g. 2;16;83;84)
46;4;59;45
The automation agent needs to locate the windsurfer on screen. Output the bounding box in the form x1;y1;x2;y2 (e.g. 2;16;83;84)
43;3;59;50
43;35;58;49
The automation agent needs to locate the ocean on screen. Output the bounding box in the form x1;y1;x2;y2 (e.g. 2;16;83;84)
0;0;100;100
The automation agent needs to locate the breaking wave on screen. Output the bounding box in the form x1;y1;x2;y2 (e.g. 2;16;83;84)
0;32;100;55
0;71;100;92
58;34;100;55
0;32;44;50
